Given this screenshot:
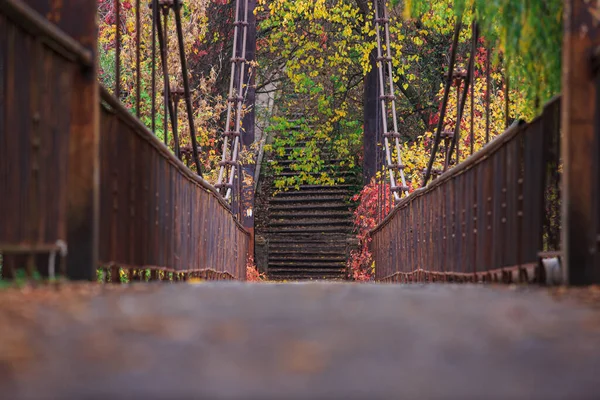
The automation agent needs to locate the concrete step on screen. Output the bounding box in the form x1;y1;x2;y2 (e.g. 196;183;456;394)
270;203;351;212
298;184;356;190
269;248;348;257
266;226;353;234
270;159;345;166
269;219;353;227
268;268;346;275
267;275;347;281
268;260;347;268
267;234;351;244
268;245;348;253
268;273;346;280
277;171;358;178
269;255;347;262
270;196;348;204
273;189;350;197
270;211;353;219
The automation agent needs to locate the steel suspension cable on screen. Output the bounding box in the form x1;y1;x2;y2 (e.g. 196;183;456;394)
216;0;249;202
422;17;462;187
446;21;477;165
174;0;202;175
373;0;408;202
151;0;157;132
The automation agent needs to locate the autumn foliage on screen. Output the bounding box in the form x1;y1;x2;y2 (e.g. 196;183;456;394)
347;180;393;281
246;257;266;282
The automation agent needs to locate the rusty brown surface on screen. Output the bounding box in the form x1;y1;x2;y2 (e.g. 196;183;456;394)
562;0;600;284
0;1;91;278
0;282;599;399
371;98;561;282
98;88;248;280
18;0;100;280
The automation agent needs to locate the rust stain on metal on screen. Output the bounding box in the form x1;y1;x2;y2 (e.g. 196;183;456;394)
371;97;562;283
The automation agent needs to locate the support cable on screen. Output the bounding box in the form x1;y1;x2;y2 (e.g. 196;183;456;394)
422;17;462;187
217;0;250;202
373;0;408;201
174;0;202;175
446;21;477;165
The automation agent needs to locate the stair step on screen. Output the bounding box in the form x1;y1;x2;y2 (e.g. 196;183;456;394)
266;226;352;234
269;247;347;254
271;203;351;211
268;276;347;282
268;267;346;274
298;184;356;190
268;244;348;252
270;211;353;220
270;196;348;204
269;219;352;227
269;255;347;262
267;234;350;243
270;158;345;166
268;272;347;279
267;247;349;254
277;171;357;177
268;259;346;266
273;189;350;197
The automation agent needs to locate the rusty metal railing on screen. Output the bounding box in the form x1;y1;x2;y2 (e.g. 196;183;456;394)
0;0;93;279
370;96;561;283
0;0;249;282
98;87;248;281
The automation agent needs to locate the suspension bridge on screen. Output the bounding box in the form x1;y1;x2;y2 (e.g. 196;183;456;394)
1;0;600;398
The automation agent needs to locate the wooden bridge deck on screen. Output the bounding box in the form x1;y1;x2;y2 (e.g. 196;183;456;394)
1;282;599;399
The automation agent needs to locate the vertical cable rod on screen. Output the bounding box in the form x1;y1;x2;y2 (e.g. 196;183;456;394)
115;0;121;98
373;0;408;202
217;0;250;202
485;44;491;143
135;0;141;117
174;0;202;174
151;0;157;132
422;17;462;186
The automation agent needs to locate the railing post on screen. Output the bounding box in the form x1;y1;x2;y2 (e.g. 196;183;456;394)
24;0;99;280
562;0;600;284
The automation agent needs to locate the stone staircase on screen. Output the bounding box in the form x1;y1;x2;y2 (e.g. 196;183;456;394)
255;139;359;281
